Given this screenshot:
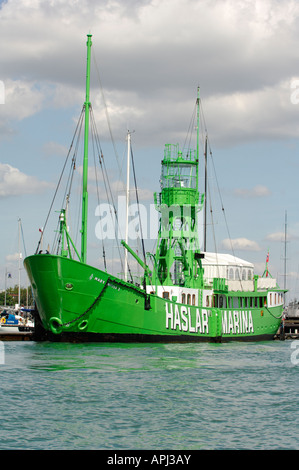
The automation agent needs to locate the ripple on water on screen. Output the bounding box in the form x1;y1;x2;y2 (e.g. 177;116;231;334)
0;340;297;449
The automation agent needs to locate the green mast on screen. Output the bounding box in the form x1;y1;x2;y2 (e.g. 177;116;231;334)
81;34;92;264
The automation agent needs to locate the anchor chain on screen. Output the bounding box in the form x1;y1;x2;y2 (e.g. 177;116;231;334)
58;277;111;328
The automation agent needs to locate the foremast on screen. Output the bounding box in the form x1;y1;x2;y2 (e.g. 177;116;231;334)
152;87;204;290
81;34;92;264
58;34;92;263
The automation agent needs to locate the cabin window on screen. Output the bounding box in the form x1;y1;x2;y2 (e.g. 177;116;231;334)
206;295;209;307
242;269;246;281
163;292;169;299
182;293;186;304
219;295;226;308
192;295;196;306
229;268;234;280
187;294;191;305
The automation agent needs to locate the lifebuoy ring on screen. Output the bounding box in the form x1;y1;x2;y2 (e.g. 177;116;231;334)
1;317;6;324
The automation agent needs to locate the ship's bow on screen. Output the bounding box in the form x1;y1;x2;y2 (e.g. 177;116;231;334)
24;254;109;335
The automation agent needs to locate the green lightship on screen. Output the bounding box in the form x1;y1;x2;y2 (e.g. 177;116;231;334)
24;35;285;342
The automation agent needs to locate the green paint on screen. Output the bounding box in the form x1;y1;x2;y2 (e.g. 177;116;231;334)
24;35;285;342
81;34;92;264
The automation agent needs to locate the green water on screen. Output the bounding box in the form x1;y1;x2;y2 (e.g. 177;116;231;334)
0;340;298;450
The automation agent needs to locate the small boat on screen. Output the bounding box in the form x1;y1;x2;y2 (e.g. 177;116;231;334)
18;308;35;332
24;34;285;342
0;311;22;333
0;309;34;334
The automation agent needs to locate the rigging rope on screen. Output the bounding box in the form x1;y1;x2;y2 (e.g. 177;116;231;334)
130;145;146;266
91;47;122;174
90;110;107;271
91;47;137;280
199;99;247;291
89;107;126;276
183;100;197;157
36;107;85;255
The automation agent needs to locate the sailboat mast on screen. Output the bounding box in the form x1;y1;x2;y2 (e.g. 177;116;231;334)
284;210;287;291
124;131;131;281
203;135;207;252
81;34;92;264
18;217;21;306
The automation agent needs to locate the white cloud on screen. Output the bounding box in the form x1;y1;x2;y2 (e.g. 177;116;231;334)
234;185;271;198
0;0;299;145
0;79;46;137
203;79;299;146
266;231;299;242
265;231;285;242
42;141;69;158
0;163;51;197
221;237;261;251
3;79;44;119
6;252;19;262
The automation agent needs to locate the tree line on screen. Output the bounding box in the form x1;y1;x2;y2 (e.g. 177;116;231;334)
0;285;33;307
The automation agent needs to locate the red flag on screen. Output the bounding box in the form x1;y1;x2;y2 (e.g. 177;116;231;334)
265;250;269;277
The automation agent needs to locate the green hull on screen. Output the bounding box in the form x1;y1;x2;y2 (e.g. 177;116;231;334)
24;254;283;342
24;39;284;343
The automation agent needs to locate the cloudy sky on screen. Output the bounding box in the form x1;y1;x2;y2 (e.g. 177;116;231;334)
1;0;299;302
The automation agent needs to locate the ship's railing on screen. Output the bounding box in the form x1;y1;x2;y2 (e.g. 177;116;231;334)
164;143;197;162
209;277;278;292
117;272;143;286
257;277;277;289
227;280;255;292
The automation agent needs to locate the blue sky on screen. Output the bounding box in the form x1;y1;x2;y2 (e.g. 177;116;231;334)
1;0;299;303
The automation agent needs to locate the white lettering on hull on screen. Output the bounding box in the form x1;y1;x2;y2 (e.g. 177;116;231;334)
166;303;209;334
221;310;254;334
165;304;254;336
